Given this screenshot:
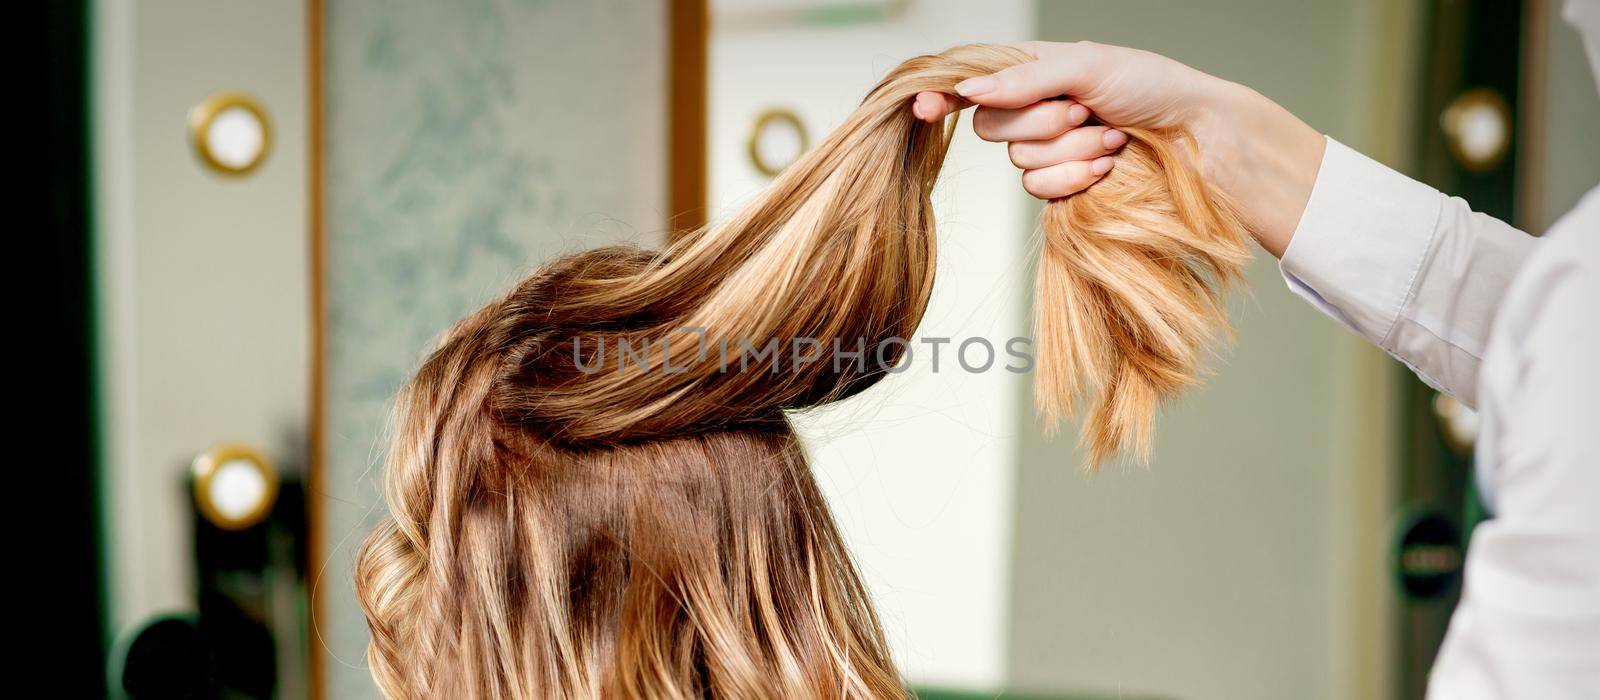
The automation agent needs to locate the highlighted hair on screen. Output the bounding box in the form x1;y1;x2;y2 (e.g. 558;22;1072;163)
356;44;1247;699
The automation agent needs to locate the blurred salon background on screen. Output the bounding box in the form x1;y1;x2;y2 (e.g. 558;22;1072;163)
43;0;1599;698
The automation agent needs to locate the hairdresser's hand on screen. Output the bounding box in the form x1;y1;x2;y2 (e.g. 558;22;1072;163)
911;41;1324;258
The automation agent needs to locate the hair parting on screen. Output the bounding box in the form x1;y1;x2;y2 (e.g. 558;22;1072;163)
356;43;1248;699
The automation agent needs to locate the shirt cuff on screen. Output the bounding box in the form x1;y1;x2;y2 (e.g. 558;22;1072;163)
1279;137;1445;349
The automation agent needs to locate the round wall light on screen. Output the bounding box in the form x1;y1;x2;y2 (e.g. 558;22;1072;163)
747;108;809;178
188;91;272;176
1440;87;1512;174
191;443;279;531
1432;392;1481;454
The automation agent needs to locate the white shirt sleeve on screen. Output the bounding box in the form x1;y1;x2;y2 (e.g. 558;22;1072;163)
1427;190;1600;699
1282;137;1600;697
1279;137;1534;409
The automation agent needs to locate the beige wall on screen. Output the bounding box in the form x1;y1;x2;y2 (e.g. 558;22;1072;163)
1532;0;1600;230
1005;2;1413;698
93;0;309;641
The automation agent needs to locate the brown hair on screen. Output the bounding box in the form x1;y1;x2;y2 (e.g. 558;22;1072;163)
355;44;1247;699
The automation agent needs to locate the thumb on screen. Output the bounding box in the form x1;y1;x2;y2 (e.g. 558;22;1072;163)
954;57;1091;109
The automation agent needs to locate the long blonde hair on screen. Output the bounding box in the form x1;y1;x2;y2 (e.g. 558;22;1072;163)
355;44;1247;699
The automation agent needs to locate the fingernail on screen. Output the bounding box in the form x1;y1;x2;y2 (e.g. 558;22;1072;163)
1069;104;1090;123
1103;129;1128;149
955;76;996;97
1090;156;1114;176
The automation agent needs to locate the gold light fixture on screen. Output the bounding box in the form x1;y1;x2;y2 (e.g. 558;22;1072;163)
1441;88;1512;174
188;91;273;176
1432;393;1481;454
747;108;809;178
191;443;280;531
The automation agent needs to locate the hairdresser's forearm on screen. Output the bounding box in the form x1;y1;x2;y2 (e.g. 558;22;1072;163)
1197;81;1326;259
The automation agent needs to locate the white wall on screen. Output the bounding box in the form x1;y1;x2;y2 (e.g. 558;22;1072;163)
710;1;1032;690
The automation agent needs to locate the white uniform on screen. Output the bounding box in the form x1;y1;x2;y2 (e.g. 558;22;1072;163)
1278;3;1600;693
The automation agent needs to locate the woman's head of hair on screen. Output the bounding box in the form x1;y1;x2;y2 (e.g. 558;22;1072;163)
355;43;1248;699
356;247;904;699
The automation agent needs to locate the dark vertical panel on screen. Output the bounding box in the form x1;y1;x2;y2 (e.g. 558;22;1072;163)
43;0;109;695
1400;1;1525;698
1418;0;1524;220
